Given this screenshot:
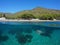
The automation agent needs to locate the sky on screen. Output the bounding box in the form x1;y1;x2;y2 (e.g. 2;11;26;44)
0;0;60;13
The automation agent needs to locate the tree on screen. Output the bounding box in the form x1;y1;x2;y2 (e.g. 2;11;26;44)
0;13;2;18
2;14;6;17
21;14;36;19
39;14;54;20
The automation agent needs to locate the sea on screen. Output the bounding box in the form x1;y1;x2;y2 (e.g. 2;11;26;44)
0;21;60;45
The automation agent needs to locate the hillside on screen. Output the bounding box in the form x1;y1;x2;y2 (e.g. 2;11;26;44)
14;7;60;16
0;7;60;20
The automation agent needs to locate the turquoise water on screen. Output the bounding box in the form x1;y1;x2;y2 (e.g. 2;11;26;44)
0;21;60;45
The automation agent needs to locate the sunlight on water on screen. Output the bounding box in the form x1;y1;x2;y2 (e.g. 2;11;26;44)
0;21;60;45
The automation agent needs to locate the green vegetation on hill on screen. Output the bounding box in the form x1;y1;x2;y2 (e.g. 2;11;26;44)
20;14;36;19
0;7;60;20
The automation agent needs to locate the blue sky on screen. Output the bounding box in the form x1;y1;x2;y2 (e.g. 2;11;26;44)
0;0;60;13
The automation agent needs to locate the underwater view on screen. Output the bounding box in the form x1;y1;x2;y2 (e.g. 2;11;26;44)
0;21;60;45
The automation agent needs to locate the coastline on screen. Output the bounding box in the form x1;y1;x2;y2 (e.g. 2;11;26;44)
0;19;60;22
0;17;60;22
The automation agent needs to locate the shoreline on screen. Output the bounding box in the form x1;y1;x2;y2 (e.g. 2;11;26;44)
0;17;60;22
0;19;60;22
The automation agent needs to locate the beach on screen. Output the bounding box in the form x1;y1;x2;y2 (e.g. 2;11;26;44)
0;17;60;22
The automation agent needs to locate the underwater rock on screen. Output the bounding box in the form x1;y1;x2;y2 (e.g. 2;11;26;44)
0;35;9;42
40;28;54;38
40;32;51;38
16;34;33;45
25;34;33;43
25;34;33;39
17;34;27;44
